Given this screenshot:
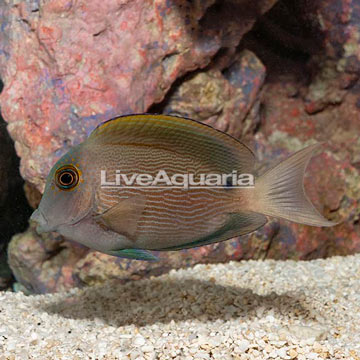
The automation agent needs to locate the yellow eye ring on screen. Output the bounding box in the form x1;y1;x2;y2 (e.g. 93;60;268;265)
55;165;80;191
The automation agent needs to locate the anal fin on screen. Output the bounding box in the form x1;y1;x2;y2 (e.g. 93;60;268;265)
104;248;159;261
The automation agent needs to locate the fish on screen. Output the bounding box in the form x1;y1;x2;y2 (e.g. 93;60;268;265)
30;114;336;261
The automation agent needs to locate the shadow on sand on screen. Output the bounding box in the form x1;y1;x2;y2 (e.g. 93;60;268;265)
40;277;309;327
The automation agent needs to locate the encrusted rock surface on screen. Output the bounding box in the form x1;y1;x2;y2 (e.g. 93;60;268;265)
0;0;277;191
8;225;88;293
163;49;266;140
304;0;360;114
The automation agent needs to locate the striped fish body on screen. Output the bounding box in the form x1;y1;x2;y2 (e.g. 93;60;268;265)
81;115;259;250
31;114;335;260
90;146;249;250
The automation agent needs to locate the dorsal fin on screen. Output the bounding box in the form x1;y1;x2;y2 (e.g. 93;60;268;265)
87;114;255;174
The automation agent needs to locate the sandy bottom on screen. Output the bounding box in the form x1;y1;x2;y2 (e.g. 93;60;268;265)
0;254;359;360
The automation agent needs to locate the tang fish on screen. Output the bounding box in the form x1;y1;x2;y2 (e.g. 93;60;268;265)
31;114;335;261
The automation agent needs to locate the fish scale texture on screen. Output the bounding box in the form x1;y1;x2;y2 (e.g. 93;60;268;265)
0;254;360;359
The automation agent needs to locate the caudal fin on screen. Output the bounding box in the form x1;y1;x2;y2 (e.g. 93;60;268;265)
254;144;335;227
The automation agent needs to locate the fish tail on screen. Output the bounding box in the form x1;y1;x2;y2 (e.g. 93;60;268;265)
252;144;335;227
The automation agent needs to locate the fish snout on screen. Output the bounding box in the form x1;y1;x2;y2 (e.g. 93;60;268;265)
30;209;52;233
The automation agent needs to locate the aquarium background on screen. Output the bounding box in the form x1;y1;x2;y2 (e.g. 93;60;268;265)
0;0;359;293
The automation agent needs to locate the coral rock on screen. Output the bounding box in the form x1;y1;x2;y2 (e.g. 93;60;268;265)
0;0;277;191
164;49;265;140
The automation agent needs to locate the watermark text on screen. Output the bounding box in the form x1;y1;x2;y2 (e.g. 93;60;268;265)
100;170;254;189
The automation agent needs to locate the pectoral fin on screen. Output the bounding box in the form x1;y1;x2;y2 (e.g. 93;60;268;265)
96;194;146;240
105;248;159;261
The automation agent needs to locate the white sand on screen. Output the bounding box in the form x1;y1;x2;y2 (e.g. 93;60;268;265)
0;254;359;360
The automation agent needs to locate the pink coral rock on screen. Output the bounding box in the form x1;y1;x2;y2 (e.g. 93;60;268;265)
0;0;277;191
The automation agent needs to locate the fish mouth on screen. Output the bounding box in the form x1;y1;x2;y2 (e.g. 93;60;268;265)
30;208;89;234
30;209;56;233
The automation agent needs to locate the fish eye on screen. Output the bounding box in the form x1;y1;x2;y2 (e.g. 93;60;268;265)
55;166;79;190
